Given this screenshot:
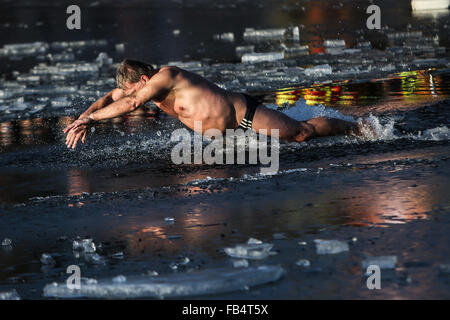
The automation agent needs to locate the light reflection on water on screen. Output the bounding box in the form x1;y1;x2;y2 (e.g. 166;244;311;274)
273;69;450;110
102;159;449;260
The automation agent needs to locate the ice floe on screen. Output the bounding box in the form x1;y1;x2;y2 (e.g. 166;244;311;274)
362;256;397;269
43;265;284;299
314;239;349;255
224;238;274;260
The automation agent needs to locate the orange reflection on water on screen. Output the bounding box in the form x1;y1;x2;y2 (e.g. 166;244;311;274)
0;121;13;146
67;169;90;196
341;180;431;227
141;225;167;239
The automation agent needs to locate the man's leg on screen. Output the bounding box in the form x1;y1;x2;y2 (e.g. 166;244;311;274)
251;106;359;142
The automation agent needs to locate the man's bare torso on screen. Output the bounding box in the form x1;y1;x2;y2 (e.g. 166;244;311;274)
150;66;247;134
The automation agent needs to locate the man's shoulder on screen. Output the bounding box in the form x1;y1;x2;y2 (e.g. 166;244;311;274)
154;65;182;80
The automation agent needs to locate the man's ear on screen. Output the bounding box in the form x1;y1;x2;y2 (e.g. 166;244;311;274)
141;75;150;83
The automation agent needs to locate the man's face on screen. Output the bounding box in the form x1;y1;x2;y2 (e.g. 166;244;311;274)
122;75;150;95
122;81;144;96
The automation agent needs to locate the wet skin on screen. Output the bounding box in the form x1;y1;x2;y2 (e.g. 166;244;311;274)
63;66;359;149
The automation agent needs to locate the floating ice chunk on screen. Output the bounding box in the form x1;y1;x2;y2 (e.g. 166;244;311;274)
1;238;12;246
213;32;235;42
96;52;113;66
284;45;309;58
304;64;332;77
111;252;124;259
51;97;71;108
439;264;450;274
232;259;249;268
84;253;105;265
73;238;96;253
356;41;372;49
181;257;190;265
243;28;286;41
324;39;346;48
292;26;300;42
295;259;311;267
224;238;273;260
0;289;20;300
16;75;40;83
164;217;175;223
112;275;127;283
81;277;98;285
387;31;422;40
325;47;344;55
172;29;180;36
51;53;76;62
314;239;349;255
2;42;49;57
241;52;284;63
40;253;56;265
247;238;262;245
43;265;284;299
343;49;361;54
272;233;286;240
0;89;16;99
362;256;397;269
115;43;125;53
412;0;450;11
50;39;107;50
235;45;255;58
9;101;30;112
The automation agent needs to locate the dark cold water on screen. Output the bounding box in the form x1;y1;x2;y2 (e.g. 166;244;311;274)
0;0;449;299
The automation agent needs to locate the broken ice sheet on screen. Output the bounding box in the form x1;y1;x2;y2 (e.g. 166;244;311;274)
295;259;311;268
84;253;105;265
213;32;235;42
1;238;12;246
224;238;274;260
40;253;55;265
304;64;333;77
362;256;397;269
241;52;284;63
235;45;255;58
232;259;249;268
0;289;20;300
43;265;284;299
243;28;286;41
314;239;349;255
73;238;96;253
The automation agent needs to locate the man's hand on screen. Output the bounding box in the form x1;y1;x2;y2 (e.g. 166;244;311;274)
63;117;92;149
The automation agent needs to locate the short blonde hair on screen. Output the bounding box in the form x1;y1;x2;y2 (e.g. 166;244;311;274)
116;59;154;89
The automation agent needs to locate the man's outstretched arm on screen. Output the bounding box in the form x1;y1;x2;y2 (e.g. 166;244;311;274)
63;88;125;148
63;69;174;149
79;88;125;119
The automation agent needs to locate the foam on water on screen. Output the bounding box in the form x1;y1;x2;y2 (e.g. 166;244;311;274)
415;126;449;141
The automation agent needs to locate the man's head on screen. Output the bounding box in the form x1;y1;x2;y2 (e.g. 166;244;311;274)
116;59;155;94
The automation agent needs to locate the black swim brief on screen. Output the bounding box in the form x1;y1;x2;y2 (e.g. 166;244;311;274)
237;93;261;130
